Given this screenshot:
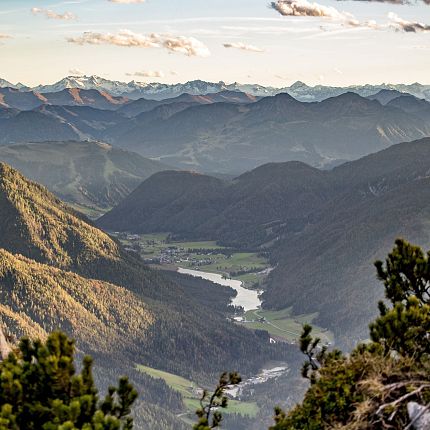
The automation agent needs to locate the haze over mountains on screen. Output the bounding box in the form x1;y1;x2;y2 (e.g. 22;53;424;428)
1;80;430;173
98;138;430;347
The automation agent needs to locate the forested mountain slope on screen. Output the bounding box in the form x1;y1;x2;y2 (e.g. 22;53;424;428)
99;138;430;347
0;161;292;427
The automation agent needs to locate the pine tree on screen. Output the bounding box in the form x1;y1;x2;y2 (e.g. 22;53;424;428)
0;331;137;430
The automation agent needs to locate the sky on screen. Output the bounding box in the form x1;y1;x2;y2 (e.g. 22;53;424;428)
0;0;429;87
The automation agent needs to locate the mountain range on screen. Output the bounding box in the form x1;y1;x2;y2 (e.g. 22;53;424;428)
3;75;430;102
107;92;430;172
98;137;430;348
2;88;430;173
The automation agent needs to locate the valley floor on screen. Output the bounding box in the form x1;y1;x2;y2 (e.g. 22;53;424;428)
111;231;333;346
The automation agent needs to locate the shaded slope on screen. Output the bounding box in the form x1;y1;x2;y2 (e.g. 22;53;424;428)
111;92;430;172
98;170;228;236
99;138;430;347
98;162;333;247
0;110;80;144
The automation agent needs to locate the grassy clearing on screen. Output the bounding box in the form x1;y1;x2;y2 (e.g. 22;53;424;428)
240;308;333;345
114;232;271;287
137;364;259;418
69;203;107;220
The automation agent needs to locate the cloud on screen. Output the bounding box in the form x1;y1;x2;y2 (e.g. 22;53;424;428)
31;7;76;20
68;30;159;48
69;68;85;76
270;0;355;21
128;70;165;78
0;33;11;40
109;0;145;3
223;42;265;52
270;0;383;29
67;30;210;57
389;12;430;32
161;35;210;56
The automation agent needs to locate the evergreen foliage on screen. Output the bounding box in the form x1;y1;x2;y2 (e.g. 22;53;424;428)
193;372;242;430
269;239;430;429
0;332;137;430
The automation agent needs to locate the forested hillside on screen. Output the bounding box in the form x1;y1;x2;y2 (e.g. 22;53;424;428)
0;162;292;428
99;138;430;347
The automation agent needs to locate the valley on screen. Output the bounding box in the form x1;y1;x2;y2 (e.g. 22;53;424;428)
112;231;333;345
113;232;269;288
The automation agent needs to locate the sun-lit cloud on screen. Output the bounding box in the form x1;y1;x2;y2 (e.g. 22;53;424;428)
271;0;384;29
389;12;430;32
127;70;165;78
68;30;159;48
67;30;210;57
223;42;265;52
270;0;355;21
0;34;11;40
31;7;76;20
162;35;210;57
69;68;85;76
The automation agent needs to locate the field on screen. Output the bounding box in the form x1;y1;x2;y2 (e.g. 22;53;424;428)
137;364;259;419
115;232;270;288
240;307;334;345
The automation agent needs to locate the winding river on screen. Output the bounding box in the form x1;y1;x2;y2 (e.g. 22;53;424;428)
177;267;288;398
177;267;261;311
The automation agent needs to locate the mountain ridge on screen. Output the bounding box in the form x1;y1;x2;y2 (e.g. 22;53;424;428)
0;140;169;214
2;75;430;101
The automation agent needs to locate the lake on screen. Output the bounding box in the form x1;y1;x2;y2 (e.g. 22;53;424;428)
177;268;261;311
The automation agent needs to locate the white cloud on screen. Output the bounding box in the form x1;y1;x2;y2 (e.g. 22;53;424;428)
161;35;210;57
271;0;383;29
69;68;85;76
31;7;76;20
129;70;165;78
67;30;210;57
388;12;430;32
68;30;159;48
270;0;355;21
223;42;265;52
0;33;11;40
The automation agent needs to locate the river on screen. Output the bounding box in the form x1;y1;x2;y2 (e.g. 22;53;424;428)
177;267;261;311
177;267;289;398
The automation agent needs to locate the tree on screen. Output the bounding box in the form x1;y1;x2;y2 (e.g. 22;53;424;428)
0;331;137;430
193;372;241;430
269;239;430;429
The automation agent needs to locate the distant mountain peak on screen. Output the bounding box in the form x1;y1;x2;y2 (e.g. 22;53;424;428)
289;80;309;89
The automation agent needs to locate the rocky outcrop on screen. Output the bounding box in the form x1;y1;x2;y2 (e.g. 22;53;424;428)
0;327;11;360
408;402;430;430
